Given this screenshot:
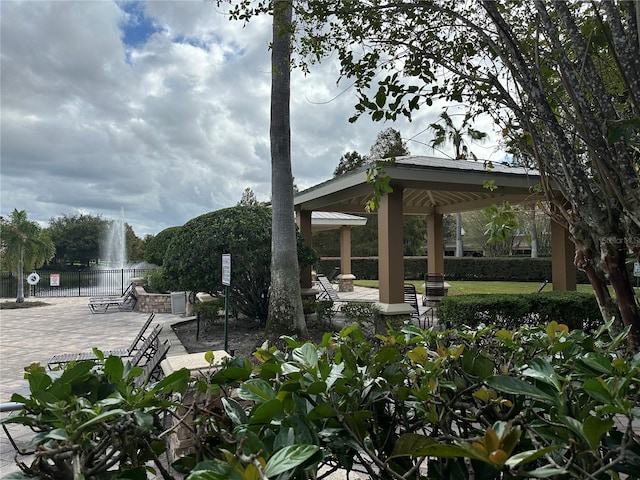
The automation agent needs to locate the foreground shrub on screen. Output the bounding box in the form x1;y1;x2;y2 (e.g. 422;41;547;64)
180;321;639;479
3;355;190;479
6;321;638;479
162;206;317;324
438;291;603;331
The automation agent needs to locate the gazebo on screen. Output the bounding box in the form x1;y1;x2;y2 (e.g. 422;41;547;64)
294;156;576;318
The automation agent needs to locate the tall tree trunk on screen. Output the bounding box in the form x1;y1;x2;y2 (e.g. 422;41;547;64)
265;0;308;342
602;240;640;347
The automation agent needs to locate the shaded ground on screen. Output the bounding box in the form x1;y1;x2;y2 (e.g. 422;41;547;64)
172;315;335;357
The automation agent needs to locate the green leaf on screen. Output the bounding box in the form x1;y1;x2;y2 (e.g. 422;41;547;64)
222;397;248;426
152;368;190;395
486;376;557;403
263;444;321;477
58;361;94;385
505;446;561;468
104;355;124;382
237;378;276;403
583;378;613;403
306;381;327;395
579;353;613;375
375;88;386;108
524;466;569;478
248;398;283;425
45;428;68;441
389;433;436;458
522;358;561;391
27;368;52;393
187;461;242;480
76;409;127;431
583;415;614;450
133;411;154;431
461;350;494;379
292;343;318;370
307;402;335;420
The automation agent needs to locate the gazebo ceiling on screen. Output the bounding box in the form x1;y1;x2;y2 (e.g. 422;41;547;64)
309;211;367;232
295;156;544;215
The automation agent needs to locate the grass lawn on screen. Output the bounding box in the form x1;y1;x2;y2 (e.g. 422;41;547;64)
354;279;596;295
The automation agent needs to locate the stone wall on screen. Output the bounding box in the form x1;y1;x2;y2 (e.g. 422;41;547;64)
133;285;173;313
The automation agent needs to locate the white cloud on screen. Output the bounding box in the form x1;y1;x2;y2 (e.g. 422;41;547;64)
1;0;503;237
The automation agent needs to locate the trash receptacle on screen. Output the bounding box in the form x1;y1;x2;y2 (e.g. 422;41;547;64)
170;292;186;315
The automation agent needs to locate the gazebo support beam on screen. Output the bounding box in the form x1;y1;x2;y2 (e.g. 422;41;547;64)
378;188;414;317
338;226;355;292
295;208;314;292
427;213;445;275
551;219;576;291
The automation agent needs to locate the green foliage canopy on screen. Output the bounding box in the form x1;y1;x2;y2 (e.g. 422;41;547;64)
1;209;54;273
46;213;107;267
143;226;182;266
162;206;316;323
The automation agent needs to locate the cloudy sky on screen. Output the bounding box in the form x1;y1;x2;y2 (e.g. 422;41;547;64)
1;0;505;237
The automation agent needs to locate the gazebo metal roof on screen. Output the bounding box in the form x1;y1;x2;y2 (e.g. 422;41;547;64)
295;156;543;214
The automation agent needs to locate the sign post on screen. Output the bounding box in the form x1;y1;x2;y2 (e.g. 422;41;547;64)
222;254;231;353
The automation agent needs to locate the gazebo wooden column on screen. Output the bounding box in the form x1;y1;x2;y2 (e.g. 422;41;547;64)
551;219;576;291
338;226;355;292
378;187;414;315
427;213;445;275
296;208;313;290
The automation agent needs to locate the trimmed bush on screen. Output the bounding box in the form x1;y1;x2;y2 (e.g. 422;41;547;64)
341;301;380;325
193;297;225;322
316;256;600;283
162;206;317;323
438;291;603;331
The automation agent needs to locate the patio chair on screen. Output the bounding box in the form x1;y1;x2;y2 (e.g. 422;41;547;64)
47;313;156;369
421;273;446;326
129;323;163;368
88;283;137;313
327;266;341;283
315;274;341;303
133;339;171;388
404;284;421;324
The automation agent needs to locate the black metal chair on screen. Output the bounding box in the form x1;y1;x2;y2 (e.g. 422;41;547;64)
403;284;421;323
421;273;445;327
47;313;156;368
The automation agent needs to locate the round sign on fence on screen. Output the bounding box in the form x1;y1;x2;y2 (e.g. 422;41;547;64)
27;272;40;285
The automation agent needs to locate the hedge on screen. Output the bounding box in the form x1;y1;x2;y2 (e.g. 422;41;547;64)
437;291;604;331
316;256;604;283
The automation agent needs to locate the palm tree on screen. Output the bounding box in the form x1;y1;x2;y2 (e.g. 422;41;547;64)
265;0;309;340
429;111;487;257
0;209;55;302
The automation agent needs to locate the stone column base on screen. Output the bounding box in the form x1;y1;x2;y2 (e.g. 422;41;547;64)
338;274;356;292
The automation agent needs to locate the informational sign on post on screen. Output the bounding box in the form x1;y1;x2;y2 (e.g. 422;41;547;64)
50;273;60;287
222;254;231;353
634;262;640;278
222;254;231;286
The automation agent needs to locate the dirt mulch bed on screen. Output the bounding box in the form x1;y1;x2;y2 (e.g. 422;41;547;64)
171;316;336;357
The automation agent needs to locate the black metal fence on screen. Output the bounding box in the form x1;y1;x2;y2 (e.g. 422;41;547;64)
0;269;157;299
